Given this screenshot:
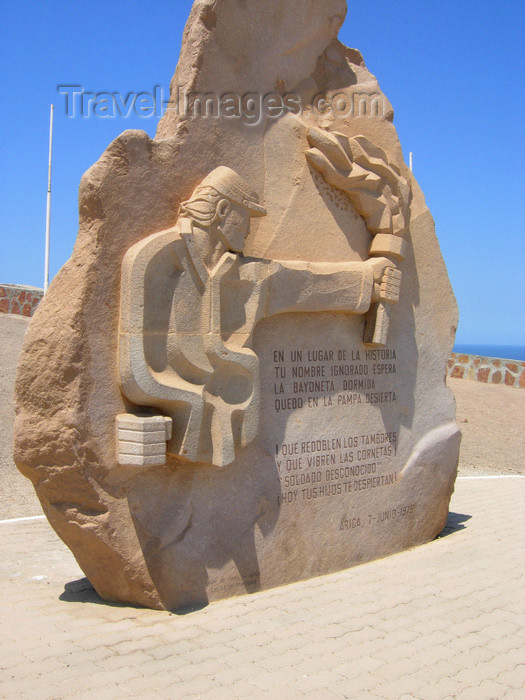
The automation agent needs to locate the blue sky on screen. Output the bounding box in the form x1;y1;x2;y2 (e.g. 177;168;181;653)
1;0;524;345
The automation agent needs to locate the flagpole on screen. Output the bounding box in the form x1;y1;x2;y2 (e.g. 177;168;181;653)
44;104;54;293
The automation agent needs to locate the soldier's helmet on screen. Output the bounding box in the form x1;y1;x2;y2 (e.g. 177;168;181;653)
198;166;267;217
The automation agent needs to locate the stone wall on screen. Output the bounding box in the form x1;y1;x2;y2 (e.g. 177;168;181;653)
447;353;525;389
0;284;43;317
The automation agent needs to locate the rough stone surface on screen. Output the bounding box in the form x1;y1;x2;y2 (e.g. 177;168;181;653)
14;0;460;611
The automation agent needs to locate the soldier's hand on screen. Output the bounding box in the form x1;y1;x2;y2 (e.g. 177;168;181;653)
370;257;402;304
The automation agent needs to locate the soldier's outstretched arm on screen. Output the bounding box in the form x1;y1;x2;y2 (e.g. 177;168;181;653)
262;257;398;318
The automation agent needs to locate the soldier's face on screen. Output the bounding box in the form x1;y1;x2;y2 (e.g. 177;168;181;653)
221;202;251;252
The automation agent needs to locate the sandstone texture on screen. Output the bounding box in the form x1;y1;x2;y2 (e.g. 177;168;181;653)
14;0;460;611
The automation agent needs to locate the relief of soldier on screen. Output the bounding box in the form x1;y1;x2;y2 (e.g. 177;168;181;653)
118;131;410;468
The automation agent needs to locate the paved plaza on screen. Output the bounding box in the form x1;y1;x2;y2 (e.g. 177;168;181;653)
1;476;523;699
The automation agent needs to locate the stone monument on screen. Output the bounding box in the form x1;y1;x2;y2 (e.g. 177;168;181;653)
14;0;460;611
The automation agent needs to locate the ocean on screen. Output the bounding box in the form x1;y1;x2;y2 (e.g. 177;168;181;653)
453;344;525;362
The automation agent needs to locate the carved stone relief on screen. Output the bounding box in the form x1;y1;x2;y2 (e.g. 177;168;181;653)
14;0;460;612
118;156;406;468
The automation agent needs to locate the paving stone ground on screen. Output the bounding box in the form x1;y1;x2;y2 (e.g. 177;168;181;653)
1;477;523;699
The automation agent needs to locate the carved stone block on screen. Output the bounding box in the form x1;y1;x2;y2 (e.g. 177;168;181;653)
369;234;408;261
116;414;172;467
14;0;460;612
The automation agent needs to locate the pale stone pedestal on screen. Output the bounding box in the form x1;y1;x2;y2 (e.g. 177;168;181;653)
116;414;172;467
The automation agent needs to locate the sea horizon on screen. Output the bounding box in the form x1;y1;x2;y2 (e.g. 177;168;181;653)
453;344;525;362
